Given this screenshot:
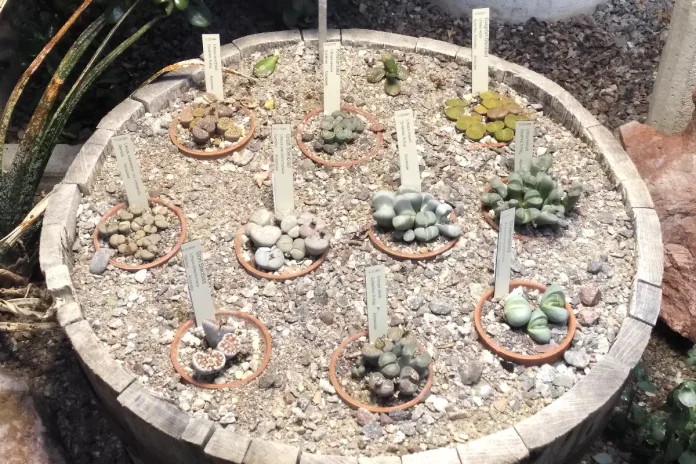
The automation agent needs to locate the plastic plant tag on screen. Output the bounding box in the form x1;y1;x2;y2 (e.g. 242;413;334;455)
365;265;388;343
318;0;327;64
494;207;515;299
514;121;534;171
323;41;341;115
394;109;421;191
272;124;294;216
182;241;215;327
111;135;148;208
202;34;224;99
471;8;490;94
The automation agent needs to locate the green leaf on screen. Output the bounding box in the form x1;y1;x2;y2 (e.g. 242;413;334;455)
667;407;690;434
639;379;658;393
253;55;279;78
678;388;696;409
667;436;685;462
183;0;211;28
173;0;189;10
650;417;667;444
680;451;696;464
635;362;649;381
686;358;696;369
164;0;175;15
631;404;649;426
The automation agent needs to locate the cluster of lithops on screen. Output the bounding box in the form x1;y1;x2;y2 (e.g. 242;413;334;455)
191;320;251;376
352;328;431;399
366;54;409;96
481;154;583;228
443;91;530;142
177;102;245;147
503;284;568;344
98;204;174;262
371;187;462;242
306;110;366;155
243;209;330;272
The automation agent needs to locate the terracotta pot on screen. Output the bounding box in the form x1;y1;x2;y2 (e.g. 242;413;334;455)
92;198;186;272
170;310;272;390
328;330;434;413
234;230;328;281
296;105;383;167
471;142;508;149
169;105;256;159
368;213;459;261
473;280;576;366
480;178;536;241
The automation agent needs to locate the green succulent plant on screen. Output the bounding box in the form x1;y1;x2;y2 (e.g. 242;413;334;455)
480;154;583;229
442;91;531;143
310;110;365;155
371;186;462;243
504;295;532;327
352;328;432;399
539;283;569;324
500;284;568;345
253;55;279;78
366;54;409;96
527;309;551;344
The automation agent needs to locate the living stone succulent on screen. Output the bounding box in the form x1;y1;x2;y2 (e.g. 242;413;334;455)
366;53;409;96
503;295;532;327
443;91;530;143
202;319;236;347
177;102;245;147
309;110;366;155
371;186;462;243
192;350;226;376
216;333;251;360
243;209;329;272
98;204;173;262
352;328;432;399
480;154;584;229
500;284;568;345
539;283;569;324
527;309;552;344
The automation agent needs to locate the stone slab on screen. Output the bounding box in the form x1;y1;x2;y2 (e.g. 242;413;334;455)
401;448;460;464
242;438;299;464
608;316;653;367
204;427;251;464
358;457;402;464
43;183;81;245
38;224;72;272
456;427;529;463
628;279;663;327
56;301;83;328
233;31;302;58
415;37;462;58
63;141;111;195
132;77;189;114
633;208;664;287
97;99;145;131
301;454;358;464
301;28;342;44
341;29;418;52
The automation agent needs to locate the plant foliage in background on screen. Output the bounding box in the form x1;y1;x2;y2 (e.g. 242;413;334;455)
0;0;211;269
609;353;696;464
261;0;317;28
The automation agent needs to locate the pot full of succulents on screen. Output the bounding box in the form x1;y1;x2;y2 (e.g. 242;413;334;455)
366;53;409;96
480;153;583;231
93;199;186;271
474;281;577;366
369;187;462;258
443;91;530;143
236;208;330;278
330;327;434;412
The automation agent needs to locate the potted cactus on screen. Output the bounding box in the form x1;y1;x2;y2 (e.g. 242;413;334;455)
480;154;583;236
365;53;409;96
369;187;462;259
329;328;434;413
474;280;576;366
443;91;531;143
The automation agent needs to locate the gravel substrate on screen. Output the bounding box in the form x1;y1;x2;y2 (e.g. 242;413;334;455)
69;41;636;457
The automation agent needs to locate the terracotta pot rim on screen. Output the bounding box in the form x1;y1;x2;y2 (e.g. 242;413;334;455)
368;212;459;261
234;229;328;281
328;330;435;413
296;105;383;168
169;310;272;390
92;198;187;272
473;279;577;366
169;105;256;159
481;177;539;241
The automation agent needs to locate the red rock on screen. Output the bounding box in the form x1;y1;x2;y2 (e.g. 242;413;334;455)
619;89;696;341
578;309;600;327
357;407;376;426
579;285;602;307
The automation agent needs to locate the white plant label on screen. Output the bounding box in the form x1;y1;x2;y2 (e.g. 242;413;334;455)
182;241;215;327
394;109;421;191
471;8;490;94
318;0;327;64
111;135;148;208
514;121;534;171
494;207;516;299
365;265;388;343
272;124;295;216
323;41;341;115
202;34;224;99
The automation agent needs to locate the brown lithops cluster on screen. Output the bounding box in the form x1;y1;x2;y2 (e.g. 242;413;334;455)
98;204;174;262
177;102;245;147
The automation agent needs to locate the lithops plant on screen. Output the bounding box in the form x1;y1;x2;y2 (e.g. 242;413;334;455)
177;101;246;147
527;309;552;344
366;53;409;96
192;350;226;376
480;154;584;229
504;295;532;327
443;91;530;143
216;333;251;360
309;110;366;155
243;209;329;272
498;284;568;345
371;187;462;243
539;284;569;324
351;328;432;400
202;320;236;347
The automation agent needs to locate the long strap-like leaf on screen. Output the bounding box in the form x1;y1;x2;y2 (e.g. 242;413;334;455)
0;0;94;177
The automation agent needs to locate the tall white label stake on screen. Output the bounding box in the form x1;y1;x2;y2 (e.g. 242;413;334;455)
365;265;388;343
514;121;534;171
111;135;148;208
202;34;224;99
272;124;295;216
471;8;490;95
318;0;327;65
182;241;216;326
323;41;341;115
394;109;421;191
494;208;516;299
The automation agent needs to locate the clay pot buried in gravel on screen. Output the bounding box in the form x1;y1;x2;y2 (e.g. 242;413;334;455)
296;105;383;168
169;104;256;159
329;330;434;413
368;212;459;261
92;198;186;272
474;280;577;367
170;310;272;390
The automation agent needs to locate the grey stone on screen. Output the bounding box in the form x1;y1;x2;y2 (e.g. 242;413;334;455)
429;300;452;316
362;422;384;439
259;373;278;389
564;349;591;369
458;362;483;386
407;294;426;311
250;226;282;247
255;247;284;271
232;149;254;166
89;248;113;275
305;236;329;256
249;209;272;226
587;258;603;274
319;311;334;325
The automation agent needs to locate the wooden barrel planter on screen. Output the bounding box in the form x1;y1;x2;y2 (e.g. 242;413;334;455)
43;30;663;464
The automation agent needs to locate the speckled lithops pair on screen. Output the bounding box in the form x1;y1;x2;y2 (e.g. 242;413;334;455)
304;110;366;155
443;91;530;143
372;186;462;243
503;284;568;344
98;204;172;262
177;101;244;147
353;327;432;399
243;209;329;272
481;154;583;228
191;321;251;376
